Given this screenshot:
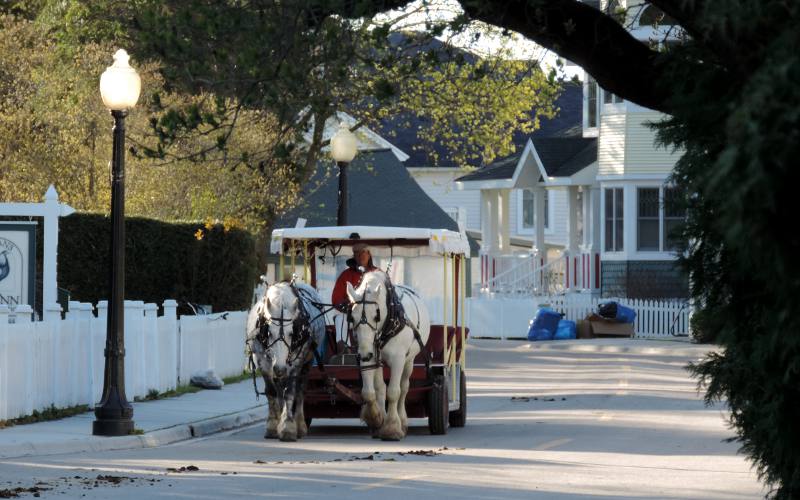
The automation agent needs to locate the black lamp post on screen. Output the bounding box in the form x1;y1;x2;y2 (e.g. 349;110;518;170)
330;123;358;226
93;49;141;437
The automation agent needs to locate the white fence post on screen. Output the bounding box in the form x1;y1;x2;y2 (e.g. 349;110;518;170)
143;303;159;394
0;305;8;420
161;300;178;392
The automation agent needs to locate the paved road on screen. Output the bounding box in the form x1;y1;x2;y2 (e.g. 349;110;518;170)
0;339;764;499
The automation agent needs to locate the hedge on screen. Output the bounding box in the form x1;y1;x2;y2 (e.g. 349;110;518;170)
54;213;257;312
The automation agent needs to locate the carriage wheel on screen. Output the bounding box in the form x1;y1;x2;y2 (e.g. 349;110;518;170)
427;374;449;435
449;370;467;428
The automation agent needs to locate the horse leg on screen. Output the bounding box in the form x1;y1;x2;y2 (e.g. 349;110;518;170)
359;367;384;430
379;355;405;441
277;377;298;442
294;377;308;439
263;376;280;439
369;367;387;438
399;357;414;435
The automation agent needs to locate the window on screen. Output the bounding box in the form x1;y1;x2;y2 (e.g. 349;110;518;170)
603;88;623;104
521;189;549;231
637;188;660;251
635;186;686;252
445;207;465;230
604;188;623;252
663;187;684;251
522;190;534;229
586;75;598;128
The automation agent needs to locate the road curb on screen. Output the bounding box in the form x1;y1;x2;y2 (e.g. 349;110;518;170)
0;405;265;460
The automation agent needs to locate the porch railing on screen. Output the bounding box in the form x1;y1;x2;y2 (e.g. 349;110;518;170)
478;252;566;296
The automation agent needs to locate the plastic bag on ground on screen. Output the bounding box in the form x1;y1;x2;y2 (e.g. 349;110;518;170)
527;307;563;341
598;301;637;324
554;319;577;340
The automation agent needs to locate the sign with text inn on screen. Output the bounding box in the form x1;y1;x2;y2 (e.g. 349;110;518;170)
0;223;36;308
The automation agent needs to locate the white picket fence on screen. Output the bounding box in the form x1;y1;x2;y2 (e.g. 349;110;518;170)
466;294;692;339
0;301;248;421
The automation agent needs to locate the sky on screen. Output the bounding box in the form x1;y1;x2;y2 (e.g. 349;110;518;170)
373;0;584;80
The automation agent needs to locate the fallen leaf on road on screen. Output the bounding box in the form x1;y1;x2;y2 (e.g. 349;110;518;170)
398;449;441;457
166;465;199;473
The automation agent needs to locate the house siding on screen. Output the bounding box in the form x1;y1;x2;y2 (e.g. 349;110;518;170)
408;169;481;230
598;113;626;176
511;187;568;247
601;260;688;299
624;111;679;174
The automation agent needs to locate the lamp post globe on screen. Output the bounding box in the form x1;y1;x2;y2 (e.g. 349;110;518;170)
93;49;140;437
330;123;358;226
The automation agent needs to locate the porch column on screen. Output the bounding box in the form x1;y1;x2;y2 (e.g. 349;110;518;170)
533;186;546;263
482;189;501;287
565;186;580;291
498;189;510;253
586;186;602;292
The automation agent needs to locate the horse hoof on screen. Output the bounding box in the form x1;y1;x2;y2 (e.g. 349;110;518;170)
264;429;278;439
279;433;298;442
379;426;404;441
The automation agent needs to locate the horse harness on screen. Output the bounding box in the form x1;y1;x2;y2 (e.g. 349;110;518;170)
349;278;427;372
249;282;324;398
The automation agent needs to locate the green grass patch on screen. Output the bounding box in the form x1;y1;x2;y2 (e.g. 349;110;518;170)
223;370;257;385
133;385;203;402
0;404;91;429
129;428;145;435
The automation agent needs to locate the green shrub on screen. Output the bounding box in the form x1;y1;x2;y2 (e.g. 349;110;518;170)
689;307;717;344
55;213;257;312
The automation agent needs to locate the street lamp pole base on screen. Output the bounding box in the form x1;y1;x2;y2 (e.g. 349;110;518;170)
92;418;134;436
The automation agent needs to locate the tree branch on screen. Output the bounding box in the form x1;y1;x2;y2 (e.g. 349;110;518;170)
456;0;672;113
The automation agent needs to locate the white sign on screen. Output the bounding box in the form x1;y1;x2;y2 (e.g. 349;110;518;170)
0;224;35;308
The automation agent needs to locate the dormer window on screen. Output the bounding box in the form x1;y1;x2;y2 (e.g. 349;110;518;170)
584;75;599;132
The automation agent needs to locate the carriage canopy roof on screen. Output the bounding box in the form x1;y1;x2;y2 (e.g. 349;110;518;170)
270;226;470;258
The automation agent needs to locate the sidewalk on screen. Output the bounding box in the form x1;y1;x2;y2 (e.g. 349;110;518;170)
0;379;266;459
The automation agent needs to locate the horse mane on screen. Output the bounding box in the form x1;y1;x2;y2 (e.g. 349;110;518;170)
355;270;388;296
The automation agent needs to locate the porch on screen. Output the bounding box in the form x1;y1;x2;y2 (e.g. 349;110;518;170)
456;137;600;297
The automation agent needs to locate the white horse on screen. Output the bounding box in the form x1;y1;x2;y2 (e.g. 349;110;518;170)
346;270;430;441
247;282;325;441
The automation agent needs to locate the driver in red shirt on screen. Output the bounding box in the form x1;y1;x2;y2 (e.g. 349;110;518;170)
332;243;377;310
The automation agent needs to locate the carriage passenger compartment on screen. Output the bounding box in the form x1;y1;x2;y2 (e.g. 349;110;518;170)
416;325;469;365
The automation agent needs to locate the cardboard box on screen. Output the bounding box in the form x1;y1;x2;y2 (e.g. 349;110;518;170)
577;319;593;339
586;313;635;338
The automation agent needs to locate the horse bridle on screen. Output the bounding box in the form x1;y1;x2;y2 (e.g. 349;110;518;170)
348;290;384;371
255;287;314;367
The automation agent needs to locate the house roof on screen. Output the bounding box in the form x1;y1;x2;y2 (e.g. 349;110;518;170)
455;136;597;183
273;149;460;230
532;137;597;177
